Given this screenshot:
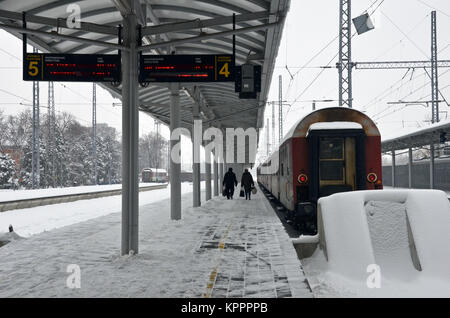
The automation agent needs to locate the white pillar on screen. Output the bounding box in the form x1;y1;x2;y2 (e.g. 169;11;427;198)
170;83;181;219
205;147;212;201
213;150;219;196
192;135;201;207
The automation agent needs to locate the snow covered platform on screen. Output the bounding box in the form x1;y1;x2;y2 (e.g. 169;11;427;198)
0;186;311;298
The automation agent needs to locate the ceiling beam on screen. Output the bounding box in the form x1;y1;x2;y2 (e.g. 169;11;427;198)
142;11;269;37
138;20;280;53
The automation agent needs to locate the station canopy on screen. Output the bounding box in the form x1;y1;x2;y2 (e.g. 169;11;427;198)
0;0;290;139
381;120;450;152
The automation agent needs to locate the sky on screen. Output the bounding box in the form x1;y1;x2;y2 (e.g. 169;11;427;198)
1;0;450;167
260;0;450;160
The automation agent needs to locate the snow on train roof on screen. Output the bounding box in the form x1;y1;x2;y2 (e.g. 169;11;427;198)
308;122;363;131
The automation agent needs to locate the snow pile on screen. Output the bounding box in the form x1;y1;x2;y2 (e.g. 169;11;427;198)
0;231;23;246
303;189;450;297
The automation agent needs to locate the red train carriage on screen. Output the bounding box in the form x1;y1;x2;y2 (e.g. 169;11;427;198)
142;168;168;183
257;107;382;233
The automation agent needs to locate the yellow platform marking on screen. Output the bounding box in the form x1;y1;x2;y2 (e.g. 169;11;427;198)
203;223;232;298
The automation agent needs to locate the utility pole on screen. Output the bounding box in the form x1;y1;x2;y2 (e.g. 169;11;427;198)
47;81;55;187
266;118;270;156
356;12;448;123
278;75;283;143
32;47;40;189
431;11;439;123
271;101;275;149
155;119;161;168
92;83;97;185
338;0;353;108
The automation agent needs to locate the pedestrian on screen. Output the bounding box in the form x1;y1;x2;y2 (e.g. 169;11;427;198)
240;168;255;200
222;167;238;199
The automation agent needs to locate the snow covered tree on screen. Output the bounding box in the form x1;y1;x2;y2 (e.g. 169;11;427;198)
0;153;17;186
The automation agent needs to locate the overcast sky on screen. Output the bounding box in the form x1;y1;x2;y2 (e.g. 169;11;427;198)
1;0;449;167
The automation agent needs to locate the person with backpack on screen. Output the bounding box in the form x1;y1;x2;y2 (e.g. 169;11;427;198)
241;169;255;200
222;167;238;199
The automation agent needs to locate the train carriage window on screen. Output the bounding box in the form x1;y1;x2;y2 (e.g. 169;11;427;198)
319;137;345;183
320;137;344;160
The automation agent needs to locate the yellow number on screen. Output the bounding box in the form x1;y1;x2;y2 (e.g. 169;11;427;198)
219;62;230;78
28;61;39;76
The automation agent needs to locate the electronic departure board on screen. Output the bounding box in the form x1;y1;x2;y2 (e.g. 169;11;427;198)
139;54;235;83
23;53;121;82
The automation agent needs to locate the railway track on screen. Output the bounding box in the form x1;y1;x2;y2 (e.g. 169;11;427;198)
0;184;168;213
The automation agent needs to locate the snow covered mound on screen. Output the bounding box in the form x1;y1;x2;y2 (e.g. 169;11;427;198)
0;231;23;246
306;189;450;297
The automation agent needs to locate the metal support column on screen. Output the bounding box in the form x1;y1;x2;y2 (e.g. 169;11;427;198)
271;101;275;148
170;83;182;219
430;143;435;189
121;8;139;255
408;147;413;188
338;0;353;108
431;11;439;123
391;150;396;188
205;147;212;201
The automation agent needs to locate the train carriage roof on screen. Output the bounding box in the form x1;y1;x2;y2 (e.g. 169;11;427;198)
280;107;380;145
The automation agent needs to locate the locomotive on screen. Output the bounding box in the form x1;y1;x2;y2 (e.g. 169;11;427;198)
257;107;383;234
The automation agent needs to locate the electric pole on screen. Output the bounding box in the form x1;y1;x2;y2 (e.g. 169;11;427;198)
271;101;275;149
278;75;283;143
32;47;40;189
266;118;270;156
338;0;353;108
92;83;97;185
431;11;439;123
48;81;55;187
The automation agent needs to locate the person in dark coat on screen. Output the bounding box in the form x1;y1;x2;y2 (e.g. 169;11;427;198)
241;169;255;200
223;167;238;199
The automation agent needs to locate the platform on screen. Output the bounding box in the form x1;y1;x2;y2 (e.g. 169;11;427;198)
0;186;311;298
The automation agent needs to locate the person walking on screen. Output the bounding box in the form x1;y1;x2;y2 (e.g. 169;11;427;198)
223;167;238;199
241;168;255;200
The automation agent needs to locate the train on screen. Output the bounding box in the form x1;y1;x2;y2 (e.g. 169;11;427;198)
141;168;168;183
257;107;383;234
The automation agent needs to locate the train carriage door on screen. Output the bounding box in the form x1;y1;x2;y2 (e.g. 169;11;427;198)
318;136;356;196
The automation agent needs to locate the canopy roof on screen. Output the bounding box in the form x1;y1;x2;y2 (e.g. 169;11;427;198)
381;120;450;152
0;0;290;163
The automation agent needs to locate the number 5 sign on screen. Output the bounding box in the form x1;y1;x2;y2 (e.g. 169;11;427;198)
23;54;43;81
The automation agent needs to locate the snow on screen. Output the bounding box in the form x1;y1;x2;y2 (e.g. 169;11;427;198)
0;231;22;245
302;189;450;297
0;185;309;298
308;121;363;131
0;183;184;237
0;182;166;203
